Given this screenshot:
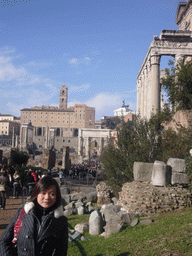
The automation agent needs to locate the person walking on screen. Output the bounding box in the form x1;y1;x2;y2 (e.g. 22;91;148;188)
0;169;9;209
13;170;21;199
0;175;68;256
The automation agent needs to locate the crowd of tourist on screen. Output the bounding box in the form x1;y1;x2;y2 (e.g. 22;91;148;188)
62;161;101;181
0;165;42;209
0;160;101;210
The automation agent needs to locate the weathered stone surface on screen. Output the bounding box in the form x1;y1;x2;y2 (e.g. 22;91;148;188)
82;188;96;195
167;158;186;173
81;236;91;241
65;202;74;210
130;219;139;227
111;197;118;205
133;162;153;182
120;213;133;224
104;222;123;238
70;192;86;201
62;195;70;204
60;186;69;195
75;223;89;233
77;206;84;215
140;219;152;225
75;201;84;209
151;160;167;186
96;182;112;206
171;173;189;185
86;191;97;203
64;208;73;216
118;181;192;216
89;210;103;236
101;204;122;223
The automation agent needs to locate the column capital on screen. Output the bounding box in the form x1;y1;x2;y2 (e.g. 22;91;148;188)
150;54;161;65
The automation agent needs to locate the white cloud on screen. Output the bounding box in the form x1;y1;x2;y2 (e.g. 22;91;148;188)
69;92;122;120
25;60;51;69
0;46;59;116
69;83;90;93
69;58;79;65
69;56;91;66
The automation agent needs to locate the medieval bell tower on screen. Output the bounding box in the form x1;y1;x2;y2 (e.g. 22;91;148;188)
59;83;68;109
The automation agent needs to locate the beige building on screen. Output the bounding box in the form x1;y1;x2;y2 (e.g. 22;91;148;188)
0;120;20;136
0;115;20;147
20;84;95;151
20;104;95;130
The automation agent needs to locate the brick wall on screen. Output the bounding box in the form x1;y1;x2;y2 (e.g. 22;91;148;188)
117;181;192;216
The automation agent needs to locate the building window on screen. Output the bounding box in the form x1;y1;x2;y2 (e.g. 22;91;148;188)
68;140;70;143
37;127;42;136
56;128;60;136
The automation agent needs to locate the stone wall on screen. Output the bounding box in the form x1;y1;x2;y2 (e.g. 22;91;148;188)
118;181;192;216
163;110;192;132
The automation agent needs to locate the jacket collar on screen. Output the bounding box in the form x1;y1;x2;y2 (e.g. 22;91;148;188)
24;202;64;218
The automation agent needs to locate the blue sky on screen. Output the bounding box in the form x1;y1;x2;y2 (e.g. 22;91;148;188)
0;0;179;120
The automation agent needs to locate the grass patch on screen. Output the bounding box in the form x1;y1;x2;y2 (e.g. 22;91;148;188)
67;207;192;256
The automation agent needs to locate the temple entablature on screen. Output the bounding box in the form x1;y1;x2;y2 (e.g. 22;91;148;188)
137;29;192;119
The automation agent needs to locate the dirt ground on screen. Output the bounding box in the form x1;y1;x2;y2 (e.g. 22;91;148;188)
0;196;23;237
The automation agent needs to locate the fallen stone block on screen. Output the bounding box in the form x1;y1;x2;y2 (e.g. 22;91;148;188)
81;236;91;241
140;219;152;225
89;210;103;236
104;222;123;238
75;223;89;233
130;219;139;227
167;158;186;173
171;172;189;185
133;162;153;182
77;206;84;215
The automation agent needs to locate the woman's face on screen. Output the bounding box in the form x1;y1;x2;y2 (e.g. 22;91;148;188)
37;186;57;208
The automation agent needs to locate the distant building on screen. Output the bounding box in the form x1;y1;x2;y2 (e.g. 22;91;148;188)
0;115;20;147
20;83;95;151
114;106;135;117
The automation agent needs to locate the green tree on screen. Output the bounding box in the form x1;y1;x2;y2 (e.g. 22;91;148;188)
101;115;162;195
101;112;192;195
11;149;30;167
161;60;192;111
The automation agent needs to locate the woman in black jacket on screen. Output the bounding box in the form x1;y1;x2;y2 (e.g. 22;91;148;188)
0;175;68;256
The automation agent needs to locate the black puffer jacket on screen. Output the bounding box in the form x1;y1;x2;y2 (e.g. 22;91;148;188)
0;202;68;256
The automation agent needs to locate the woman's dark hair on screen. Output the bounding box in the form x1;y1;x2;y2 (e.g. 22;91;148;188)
30;175;61;208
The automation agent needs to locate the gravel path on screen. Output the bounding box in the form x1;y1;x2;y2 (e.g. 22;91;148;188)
0;196;23;237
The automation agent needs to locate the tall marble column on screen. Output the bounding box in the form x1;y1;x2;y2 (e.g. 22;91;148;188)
85;137;90;158
144;65;148;117
78;129;82;156
136;77;142;115
150;54;161;115
141;73;144;118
